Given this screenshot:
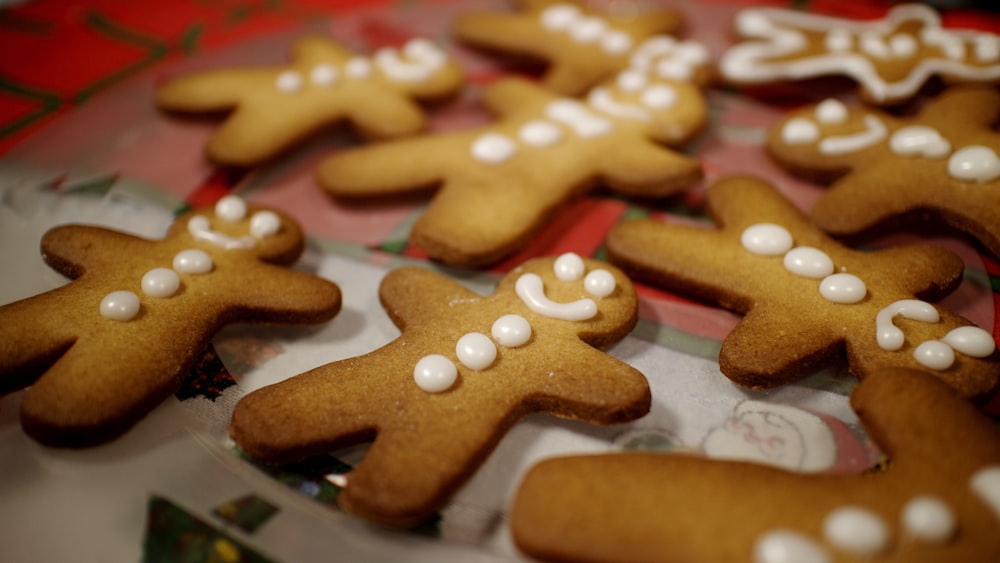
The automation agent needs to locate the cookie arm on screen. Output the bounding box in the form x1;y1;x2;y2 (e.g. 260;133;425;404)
156;69;273;112
316;135;455;197
232;265;342;324
377;266;482;329
598;140;703;198
41;225;150;278
480;76;554;119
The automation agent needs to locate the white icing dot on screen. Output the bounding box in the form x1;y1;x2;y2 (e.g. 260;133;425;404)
173;249;213;274
889;33;918;58
570;16;607;43
942;326;996;357
617;69;647;92
310;63;337;85
215;195;248;222
753;530;830;563
141;267;181;298
741;223;794;256
819;273;867;304
540;4;580;31
825;28;852;52
470;133;517;163
344;56;372;79
546;99;612;138
413;354;457;393
455;332;497;371
815;99;847;124
914;340;956;370
640;84;677;109
654;59;692;81
948;145;1000;183
518;120;562;146
584;269;616;298
492;314;532;347
601;30;632;54
783;247;834;279
889;126;951;158
970;466;1000;522
250;210;281;238
100;290;140;321
275;70;303;93
822;506;890;556
782;118;819;144
902;496;956;543
975;35;1000;62
554;252;585;281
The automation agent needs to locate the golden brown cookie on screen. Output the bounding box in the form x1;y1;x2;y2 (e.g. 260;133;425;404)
156;35;463;166
230;253;650;528
510;366;1000;562
454;0;686;95
719;4;1000;105
767;86;1000;260
318;41;709;266
0;195;342;447
606;175;998;399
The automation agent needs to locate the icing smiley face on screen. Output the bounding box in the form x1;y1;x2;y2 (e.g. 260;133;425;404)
230;253;648;527
453;0;684;95
414;253;620;392
767;86;1000;260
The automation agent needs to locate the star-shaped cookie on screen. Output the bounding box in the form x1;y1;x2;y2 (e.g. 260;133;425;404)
606;175;998;399
720;4;1000;105
768;86;1000;260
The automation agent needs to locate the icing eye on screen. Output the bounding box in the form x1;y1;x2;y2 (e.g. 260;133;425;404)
554;252;586;280
617;69;647;92
782;118;820;144
216;195;248;222
641;84;677;110
584;269;616;298
815;99;847;124
540;4;581;31
250;210;282;238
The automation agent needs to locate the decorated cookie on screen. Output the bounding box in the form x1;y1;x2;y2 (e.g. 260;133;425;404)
318;39;709;266
156;35;463;166
0;195;342;446
230;253;650;527
768;87;1000;260
606;175;998;399
719;4;1000;105
453;0;688;95
510;366;1000;562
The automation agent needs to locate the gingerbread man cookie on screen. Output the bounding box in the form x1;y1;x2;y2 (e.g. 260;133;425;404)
0;195;342;446
318;39;709;266
453;0;688;95
768;86;1000;260
720;4;1000;105
606;175;998;399
230;253;650;527
156;35;463;166
510;366;1000;562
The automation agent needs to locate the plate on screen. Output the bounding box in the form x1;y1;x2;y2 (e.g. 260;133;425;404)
0;1;995;561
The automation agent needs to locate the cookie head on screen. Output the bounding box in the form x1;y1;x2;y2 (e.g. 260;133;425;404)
499;253;637;348
587;36;711;145
170;195;305;264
